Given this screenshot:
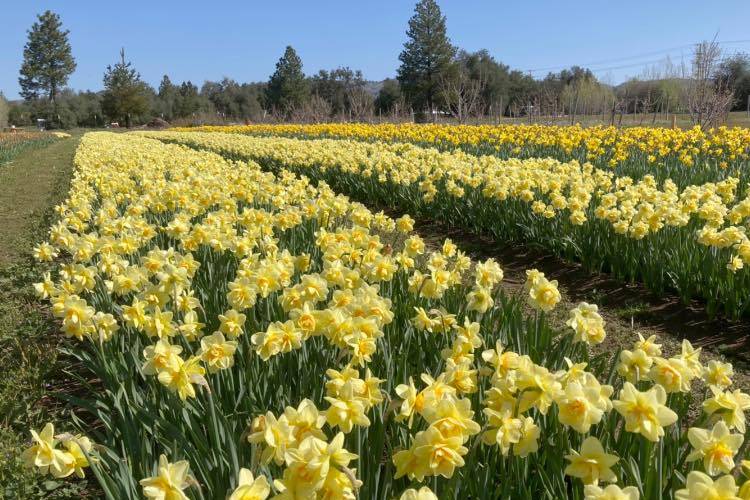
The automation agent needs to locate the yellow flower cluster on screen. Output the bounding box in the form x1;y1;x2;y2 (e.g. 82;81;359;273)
21;423;93;479
249;400;361;498
175;122;750;169
146;131;750;256
23;131;750;499
144;130;750;317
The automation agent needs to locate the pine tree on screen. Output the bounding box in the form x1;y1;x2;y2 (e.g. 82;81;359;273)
175;81;202;118
158;75;175;96
265;46;309;116
157;75;177;120
101;49;150;127
19;10;76;102
397;0;455;117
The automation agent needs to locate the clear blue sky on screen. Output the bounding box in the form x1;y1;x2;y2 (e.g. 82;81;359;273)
2;0;750;99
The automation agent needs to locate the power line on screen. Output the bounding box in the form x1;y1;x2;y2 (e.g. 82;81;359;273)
523;39;750;74
524;44;694;73
589;52;750;76
587;54;689;73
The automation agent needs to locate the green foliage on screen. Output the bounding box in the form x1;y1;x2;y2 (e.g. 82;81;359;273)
155;77;212;122
11;100;55;129
8;103;32;127
718;53;750;111
14;10;83;128
18;10;76;102
310;67;366;117
537;66;599;108
459;50;511;115
201;78;264;122
0;93;8;128
506;70;538;114
174;81;206;118
397;0;455;113
265;46;309;117
560;78;615;116
8;91;104;129
29;99;76;130
62;90;105;128
374;78;403;115
616;78;686;115
101;49;151;127
656;79;684;114
155;75;178;121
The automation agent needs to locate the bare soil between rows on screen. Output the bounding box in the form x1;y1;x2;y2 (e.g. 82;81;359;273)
413;217;750;354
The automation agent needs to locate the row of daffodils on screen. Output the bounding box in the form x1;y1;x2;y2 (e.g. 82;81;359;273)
175;123;750;185
143;130;750;319
24;132;750;499
0;130;66;164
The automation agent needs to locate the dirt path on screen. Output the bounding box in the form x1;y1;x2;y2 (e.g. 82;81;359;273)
0;136;79;265
0;135;87;497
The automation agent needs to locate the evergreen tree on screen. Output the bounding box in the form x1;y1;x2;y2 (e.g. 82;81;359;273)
175;81;203;118
19;10;76;102
265;46;309;116
158;75;175;96
101;49;150;127
157;75;178;120
397;0;455;116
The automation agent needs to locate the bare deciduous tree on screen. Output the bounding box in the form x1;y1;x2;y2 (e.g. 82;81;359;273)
438;66;484;123
686;40;734;129
289;94;332;123
346;86;374;122
387;98;408;122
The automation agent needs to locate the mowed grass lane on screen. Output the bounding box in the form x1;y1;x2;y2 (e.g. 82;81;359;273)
0;134;95;498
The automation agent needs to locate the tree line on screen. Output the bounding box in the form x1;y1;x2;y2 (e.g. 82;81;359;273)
6;3;750;129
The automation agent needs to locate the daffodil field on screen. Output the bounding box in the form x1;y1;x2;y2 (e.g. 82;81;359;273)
176;123;750;186
21;129;750;499
143;130;750;319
